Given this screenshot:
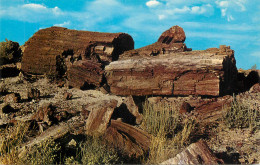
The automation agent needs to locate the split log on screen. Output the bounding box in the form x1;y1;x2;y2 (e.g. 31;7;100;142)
21;26;134;77
105;45;237;96
104;120;151;157
161;140;224;164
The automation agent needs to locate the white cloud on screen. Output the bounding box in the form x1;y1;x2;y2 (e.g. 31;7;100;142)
22;3;47;10
158;14;166;20
146;0;161;8
54;21;70;27
217;1;229;8
227;15;234;21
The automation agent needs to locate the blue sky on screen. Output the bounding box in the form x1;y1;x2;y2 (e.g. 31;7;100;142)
0;0;259;69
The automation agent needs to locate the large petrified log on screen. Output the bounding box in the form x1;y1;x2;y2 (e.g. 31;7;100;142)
21;26;134;78
105;45;237;96
161;140;223;164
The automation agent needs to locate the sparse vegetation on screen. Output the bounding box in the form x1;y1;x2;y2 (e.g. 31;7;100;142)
251;64;257;70
0;39;22;65
223;97;259;131
141;100;198;164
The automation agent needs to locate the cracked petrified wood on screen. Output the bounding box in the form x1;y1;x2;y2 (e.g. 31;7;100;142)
119;25;191;60
21;26;134;77
105;45;237;96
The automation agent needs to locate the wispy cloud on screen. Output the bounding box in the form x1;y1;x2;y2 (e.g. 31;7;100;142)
146;0;161;7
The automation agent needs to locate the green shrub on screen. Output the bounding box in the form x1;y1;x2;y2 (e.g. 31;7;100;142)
0;39;22;65
223;98;259;130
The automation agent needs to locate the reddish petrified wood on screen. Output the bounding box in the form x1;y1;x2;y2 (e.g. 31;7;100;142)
105;45;237;96
104;120;151;157
161;140;223;164
21;26;134;77
67;60;104;88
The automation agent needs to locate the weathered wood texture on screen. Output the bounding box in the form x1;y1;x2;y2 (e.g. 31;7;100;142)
105;45;237;96
161;140;223;164
119;26;190;60
67;60;104;88
105;120;151;157
21;26;134;77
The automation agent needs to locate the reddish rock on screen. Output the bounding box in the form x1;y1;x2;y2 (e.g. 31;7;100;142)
158;25;186;44
85;99;118;136
27;88;40;101
179;101;192;114
21;27;134;77
31;103;56;126
63;92;73;100
123;96;143;124
161;140;223;164
105;45;237;96
67;60;104;89
104;120;151;157
249;83;260;93
4;93;21;103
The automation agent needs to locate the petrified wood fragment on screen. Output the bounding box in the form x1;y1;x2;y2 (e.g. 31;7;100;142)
104;120;151;157
161;140;223;164
21;26;134;77
119;25;190;60
105;45;237;96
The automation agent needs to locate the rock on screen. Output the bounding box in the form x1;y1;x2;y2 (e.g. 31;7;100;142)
21;27;134;77
104;120;151;157
158;25;186;44
4;93;21;103
68;139;77;147
85;99;118;136
179;101;192;114
27;88;40;101
0;40;22;65
249;83;260;93
31;103;56;126
119;26;189;60
105;45;237;96
67;60;104;89
64;92;73;100
161;140;223;164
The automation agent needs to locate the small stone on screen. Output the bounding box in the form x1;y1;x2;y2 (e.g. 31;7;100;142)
4;93;21;103
68;139;77;147
27;88;40;101
179;101;192;114
64;92;73;100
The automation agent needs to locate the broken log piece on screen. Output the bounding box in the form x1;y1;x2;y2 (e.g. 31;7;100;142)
161;140;223;164
67;60;104;88
105;45;237;96
21;26;134;77
104;120;151;157
85;99;119;136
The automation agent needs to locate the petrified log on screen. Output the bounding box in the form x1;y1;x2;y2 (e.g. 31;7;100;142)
161;140;223;164
67;60;104;88
21;26;134;77
104;120;151;157
105;45;237;96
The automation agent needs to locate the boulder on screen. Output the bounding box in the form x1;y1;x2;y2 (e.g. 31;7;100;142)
105;45;237;96
157;25;186;44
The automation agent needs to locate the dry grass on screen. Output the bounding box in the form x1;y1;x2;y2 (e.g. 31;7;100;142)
0;122;30;164
223;97;259;131
141;100;197;164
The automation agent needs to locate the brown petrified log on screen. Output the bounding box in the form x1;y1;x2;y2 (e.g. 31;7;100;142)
161;140;223;164
104;120;151;157
21;26;134;77
105;45;237;96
